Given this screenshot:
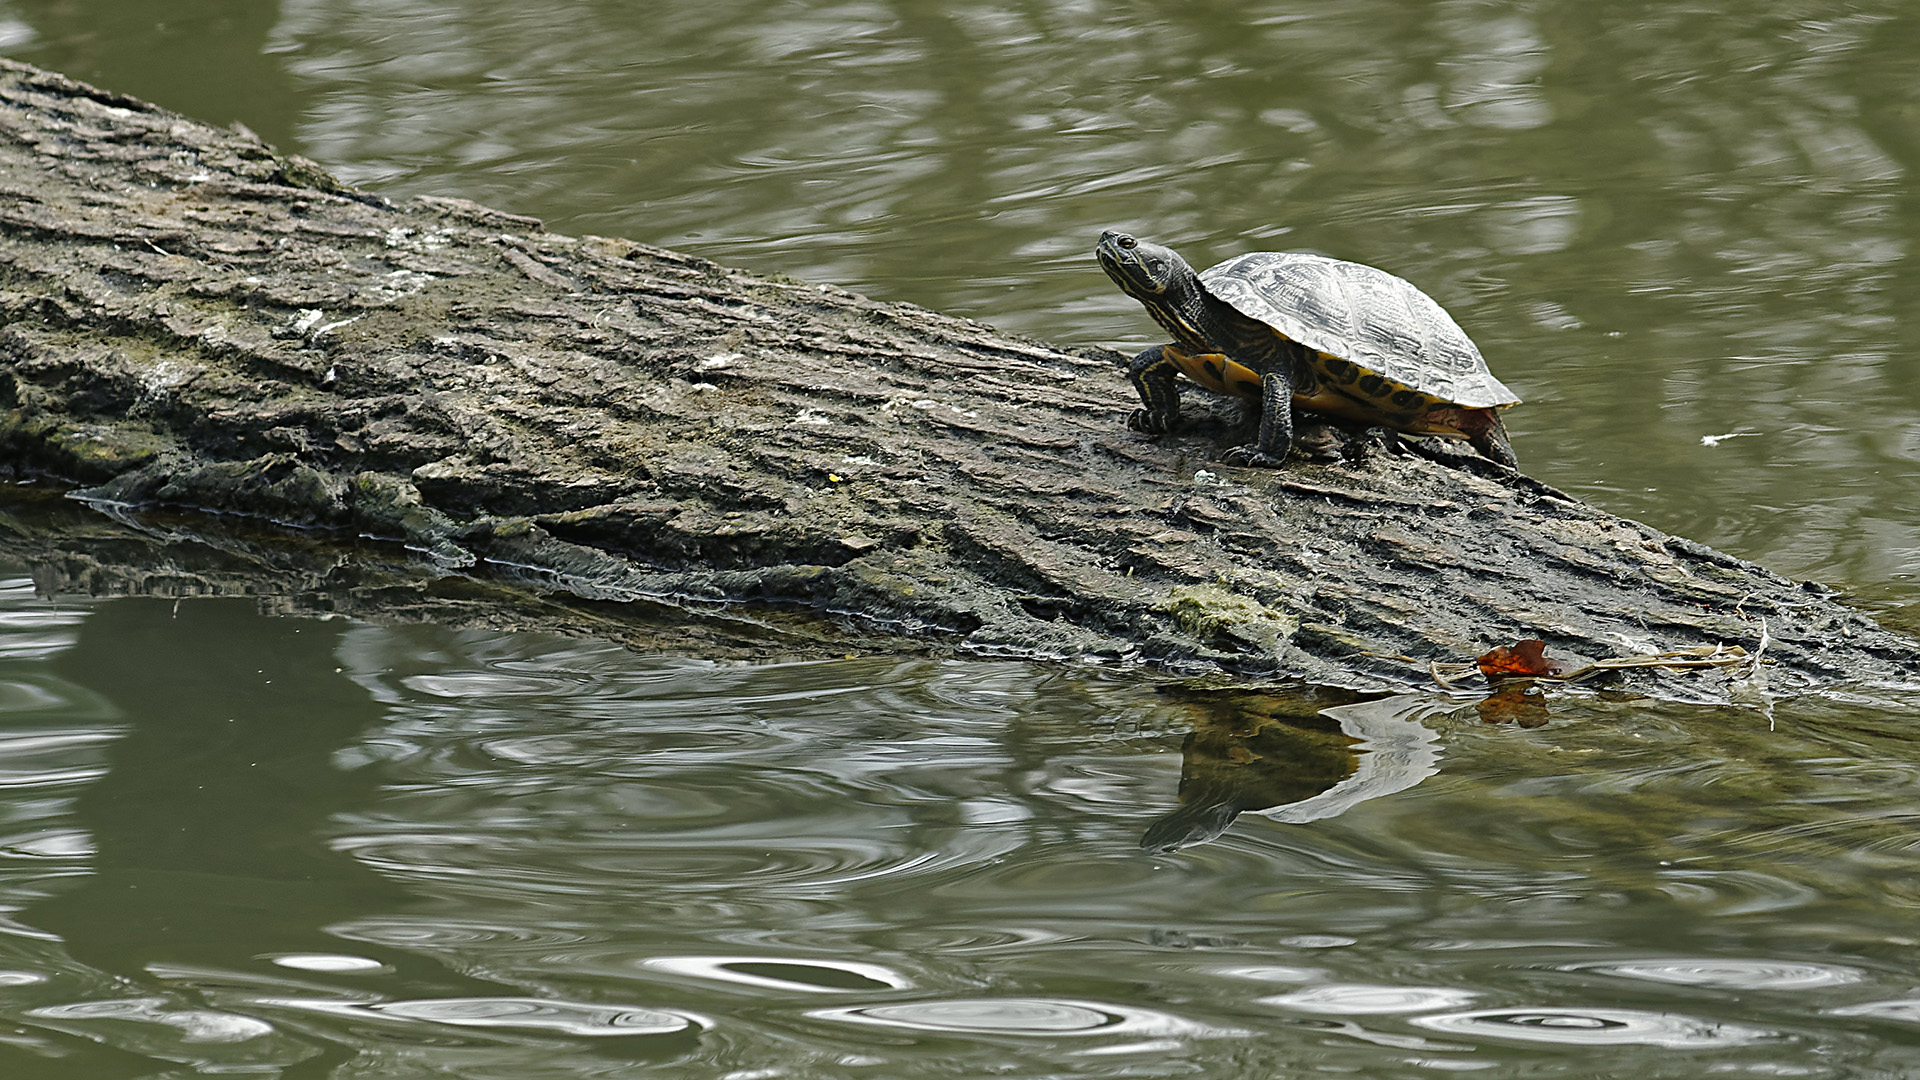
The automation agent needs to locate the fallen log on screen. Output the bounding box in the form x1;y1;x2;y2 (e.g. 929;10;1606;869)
0;58;1913;696
0;486;826;662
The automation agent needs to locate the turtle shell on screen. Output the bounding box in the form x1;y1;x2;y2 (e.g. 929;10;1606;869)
1198;251;1519;409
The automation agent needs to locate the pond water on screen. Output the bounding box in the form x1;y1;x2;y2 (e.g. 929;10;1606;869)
4;0;1920;1076
3;576;1920;1077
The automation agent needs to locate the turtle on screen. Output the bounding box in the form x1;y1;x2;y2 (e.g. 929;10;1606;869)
1094;230;1520;468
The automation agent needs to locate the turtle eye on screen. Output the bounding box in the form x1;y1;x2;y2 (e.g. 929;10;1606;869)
1117;235;1137;250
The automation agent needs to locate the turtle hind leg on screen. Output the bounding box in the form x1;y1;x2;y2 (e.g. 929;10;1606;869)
1126;345;1183;434
1465;410;1519;469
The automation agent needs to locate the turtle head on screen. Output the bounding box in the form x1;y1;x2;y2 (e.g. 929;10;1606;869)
1096;231;1197;303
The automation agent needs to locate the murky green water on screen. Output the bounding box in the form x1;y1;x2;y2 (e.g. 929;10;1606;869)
3;578;1920;1076
4;1;1920;1075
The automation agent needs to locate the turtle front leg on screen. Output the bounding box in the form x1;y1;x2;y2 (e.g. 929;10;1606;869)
1126;345;1183;434
1220;369;1296;468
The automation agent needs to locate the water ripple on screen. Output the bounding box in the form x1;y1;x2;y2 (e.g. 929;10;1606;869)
27;998;275;1043
335;824;1024;905
0;578;90;660
371;997;705;1036
1412;1006;1775;1047
1278;934;1358;950
1575;958;1863;990
20;995;313;1069
328;917;593;950
0;731;118;791
1649;868;1825;915
263;953;392;975
265;995;707;1037
810;997;1203;1037
1215;965;1323;985
1260;984;1480;1014
641;955;910;993
1827;998;1920;1024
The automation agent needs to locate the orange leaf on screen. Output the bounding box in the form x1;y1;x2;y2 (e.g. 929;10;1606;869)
1475;638;1573;679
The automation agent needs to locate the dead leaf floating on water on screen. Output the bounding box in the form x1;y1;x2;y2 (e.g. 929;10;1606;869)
1431;640;1754;690
1474;638;1573;679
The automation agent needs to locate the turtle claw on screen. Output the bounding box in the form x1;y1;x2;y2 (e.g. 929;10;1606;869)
1219;444;1287;469
1128;408;1179;435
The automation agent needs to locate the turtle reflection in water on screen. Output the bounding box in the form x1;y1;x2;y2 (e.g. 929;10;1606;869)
1140;691;1448;854
1095;231;1520;468
1140;691;1360;855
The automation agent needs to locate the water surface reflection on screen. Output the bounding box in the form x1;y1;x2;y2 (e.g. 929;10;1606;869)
0;588;1917;1074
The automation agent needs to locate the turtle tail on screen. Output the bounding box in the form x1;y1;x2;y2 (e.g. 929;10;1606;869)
1467;410;1518;469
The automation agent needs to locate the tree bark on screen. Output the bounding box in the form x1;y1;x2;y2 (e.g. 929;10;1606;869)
0;58;1912;696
